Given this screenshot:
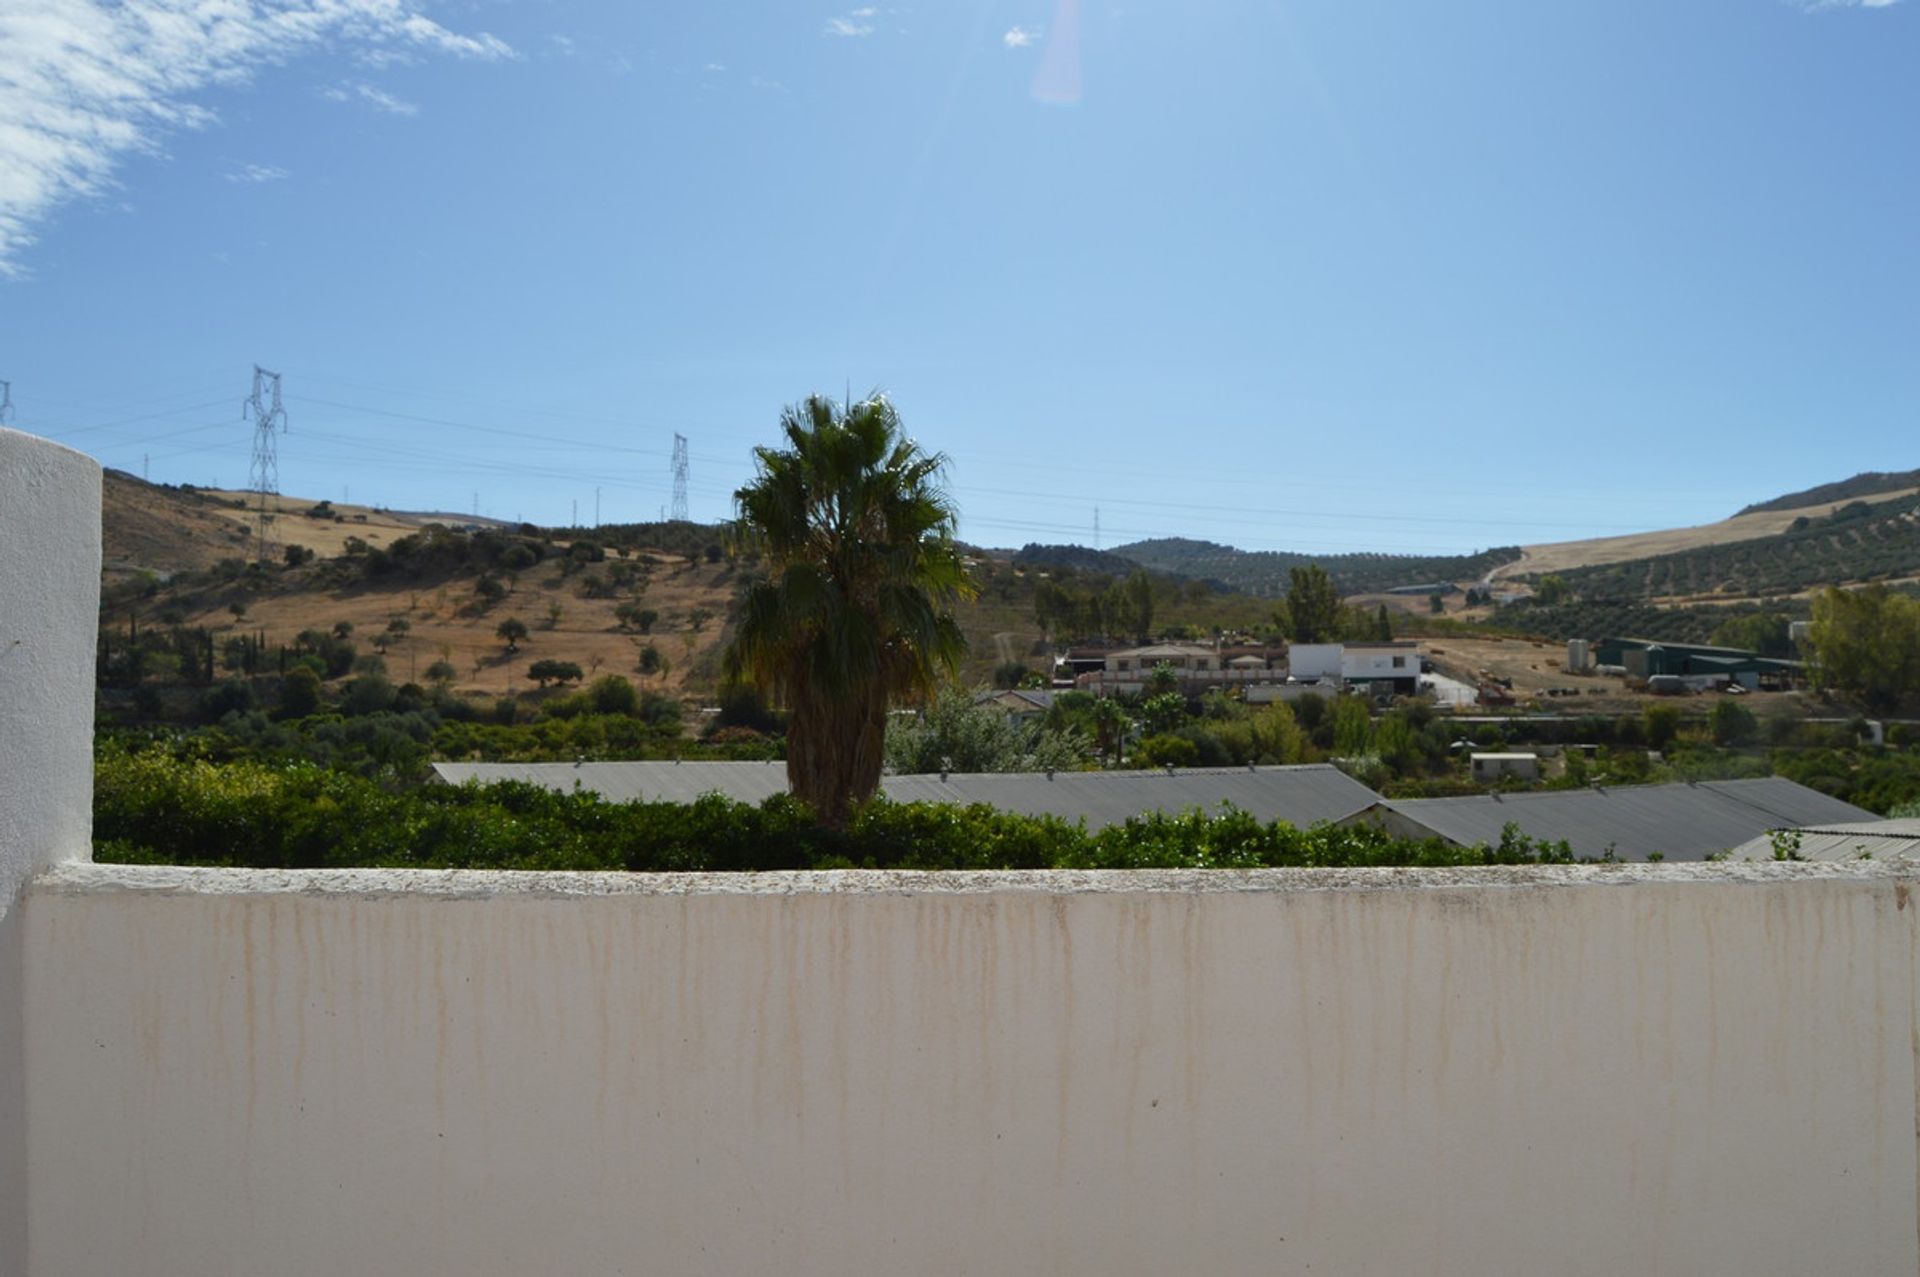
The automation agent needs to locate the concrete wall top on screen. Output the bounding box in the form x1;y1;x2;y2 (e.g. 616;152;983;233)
36;858;1917;903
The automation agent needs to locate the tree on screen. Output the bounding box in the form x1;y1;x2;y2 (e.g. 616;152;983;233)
527;659;584;688
1807;585;1920;713
1145;661;1181;698
495;617;529;652
615;600;658;633
1332;694;1371;755
1643;703;1682;751
1090;696;1131;764
1124;567;1155;640
280;666;322;718
992;660;1029;689
884;686;1082;775
1535;574;1571;606
424;659;458;686
724;394;974;826
1139;691;1186;735
1711;612;1791;658
1428;593;1444;615
1709;699;1758;747
1278;565;1341;644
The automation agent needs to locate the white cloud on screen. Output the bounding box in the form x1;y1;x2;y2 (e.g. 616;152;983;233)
1003;26;1039;48
225;163;288;184
0;0;513;277
825;9;878;37
322;81;420;116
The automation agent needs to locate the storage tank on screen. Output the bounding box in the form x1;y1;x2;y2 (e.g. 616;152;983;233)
1566;639;1591;673
1789;620;1812;646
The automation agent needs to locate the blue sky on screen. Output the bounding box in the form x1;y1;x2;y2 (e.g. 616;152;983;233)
2;0;1915;555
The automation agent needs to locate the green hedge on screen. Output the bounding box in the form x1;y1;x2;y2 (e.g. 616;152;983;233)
94;744;1581;873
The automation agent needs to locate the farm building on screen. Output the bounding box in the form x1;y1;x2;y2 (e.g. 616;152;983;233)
1595;638;1802;690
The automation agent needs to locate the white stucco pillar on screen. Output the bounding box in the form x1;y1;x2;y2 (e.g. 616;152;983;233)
0;428;101;908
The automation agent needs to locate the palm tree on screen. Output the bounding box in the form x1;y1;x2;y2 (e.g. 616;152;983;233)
725;394;974;827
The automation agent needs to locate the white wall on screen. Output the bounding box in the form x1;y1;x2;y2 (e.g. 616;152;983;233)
1342;646;1416;682
22;862;1920;1277
0;430;100;1277
1287;643;1342;681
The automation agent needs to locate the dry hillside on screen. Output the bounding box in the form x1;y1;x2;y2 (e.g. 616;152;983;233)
104;473;472;579
1492;486;1920;580
102;475;1046;699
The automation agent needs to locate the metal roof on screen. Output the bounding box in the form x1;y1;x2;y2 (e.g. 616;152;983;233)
1384;779;1878;863
1723;819;1920;863
429;761;1384;830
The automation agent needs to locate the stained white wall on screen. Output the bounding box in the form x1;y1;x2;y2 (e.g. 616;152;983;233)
0;429;100;1276
21;863;1920;1277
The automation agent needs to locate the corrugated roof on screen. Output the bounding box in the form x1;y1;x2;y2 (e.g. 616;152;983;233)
429;761;1383;831
1384;779;1878;863
1724;819;1920;863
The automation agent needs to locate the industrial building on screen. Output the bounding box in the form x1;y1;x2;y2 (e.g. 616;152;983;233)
1594;638;1802;691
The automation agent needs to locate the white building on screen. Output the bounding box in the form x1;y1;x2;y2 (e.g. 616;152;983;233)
1287;643;1343;682
1285;642;1422;694
1470;753;1541;782
1103;643;1218;675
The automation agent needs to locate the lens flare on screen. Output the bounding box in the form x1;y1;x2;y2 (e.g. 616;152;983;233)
1031;0;1081;104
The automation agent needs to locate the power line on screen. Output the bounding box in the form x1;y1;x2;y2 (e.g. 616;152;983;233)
244;366;288;564
0;380;12;428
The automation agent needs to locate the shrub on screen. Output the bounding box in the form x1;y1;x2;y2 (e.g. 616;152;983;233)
93;744;1606;873
588;674;640;716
